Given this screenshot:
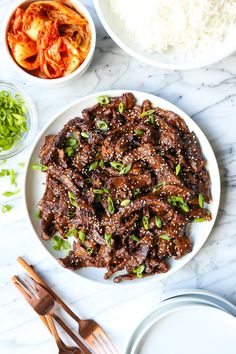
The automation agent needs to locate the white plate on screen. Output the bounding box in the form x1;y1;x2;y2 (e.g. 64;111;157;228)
93;0;236;70
24;90;220;285
128;304;236;354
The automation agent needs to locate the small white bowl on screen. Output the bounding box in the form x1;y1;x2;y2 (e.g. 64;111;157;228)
94;0;236;70
3;0;96;86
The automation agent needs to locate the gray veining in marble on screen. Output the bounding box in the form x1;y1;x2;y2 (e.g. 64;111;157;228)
0;1;236;353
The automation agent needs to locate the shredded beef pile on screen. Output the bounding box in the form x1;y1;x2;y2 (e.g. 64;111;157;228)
38;93;211;282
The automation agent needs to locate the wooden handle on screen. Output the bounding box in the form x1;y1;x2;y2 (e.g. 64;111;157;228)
46;315;62;349
17;257;91;354
17;256;81;323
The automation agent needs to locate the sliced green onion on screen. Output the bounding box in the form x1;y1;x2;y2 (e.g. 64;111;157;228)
67;137;77;147
168;195;184;206
96;120;108;132
140;109;155;117
0;159;7;165
133;188;141;197
65;228;78;238
119;163;132;175
31;164;48;172
62;240;70;250
18;162;25;168
155;216;162;228
130;234;140;242
10;169;16;185
120;199;130;207
93;188;108;195
65;146;75;157
118;102;125;114
52;235;62;250
107;195;115;214
194;217;207;222
133;264;145;278
35;209;41;220
198;194;204;208
87;247;93;255
97;95;109;105
105;233;112;247
180;202;189;213
110;161;124;171
0;91;28;152
79;230;86;243
142;215;149;230
2;204;12;213
135;130;144;136
153;181;165;192
52;235;70;251
68;191;77;207
67;211;76;218
99;159;104;168
2;189;20;197
175;163;181;176
0;169;10;177
159;234;171;241
89;161;98;171
149;115;155;124
81;132;89;139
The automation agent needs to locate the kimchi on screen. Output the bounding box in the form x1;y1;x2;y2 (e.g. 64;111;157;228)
7;1;91;79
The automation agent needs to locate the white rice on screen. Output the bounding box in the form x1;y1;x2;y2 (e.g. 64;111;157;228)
109;0;236;54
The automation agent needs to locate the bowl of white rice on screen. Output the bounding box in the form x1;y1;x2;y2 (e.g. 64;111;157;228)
93;0;236;70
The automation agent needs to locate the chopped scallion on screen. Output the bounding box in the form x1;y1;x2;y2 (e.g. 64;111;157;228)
142;215;149;230
31;164;48;172
130;234;140;242
140;109;155;117
79;230;86;243
198;194;204;208
159;234;171;241
107;195;115;214
120;199;130;206
97;96;109;105
133;264;145;278
175;163;181;176
96;120;108;132
118;102;125;114
155;216;162;228
68;191;77;207
105;233;112;247
89;161;98;171
2;204;12;213
119;163;132;175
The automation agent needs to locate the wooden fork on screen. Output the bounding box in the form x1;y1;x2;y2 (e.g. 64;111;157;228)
17;257;119;354
12;275;92;354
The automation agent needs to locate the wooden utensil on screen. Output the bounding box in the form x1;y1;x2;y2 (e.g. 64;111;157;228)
17;257;118;354
12;275;91;354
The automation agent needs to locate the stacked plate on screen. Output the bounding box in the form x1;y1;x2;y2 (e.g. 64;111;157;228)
124;289;236;354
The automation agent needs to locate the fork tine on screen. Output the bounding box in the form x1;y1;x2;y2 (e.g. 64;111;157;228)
12;276;33;302
22;276;40;299
91;334;106;354
96;331;118;354
96;333;113;354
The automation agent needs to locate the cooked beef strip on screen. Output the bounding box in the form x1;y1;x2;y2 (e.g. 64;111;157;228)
37;93;212;282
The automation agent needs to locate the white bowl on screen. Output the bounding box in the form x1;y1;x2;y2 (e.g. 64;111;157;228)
3;0;96;86
93;0;236;70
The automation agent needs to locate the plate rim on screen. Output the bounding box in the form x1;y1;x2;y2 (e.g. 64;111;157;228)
93;0;236;70
124;302;236;354
23;89;221;286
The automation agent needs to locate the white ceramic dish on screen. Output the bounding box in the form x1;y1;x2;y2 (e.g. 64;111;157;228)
3;0;96;86
126;304;236;354
24;90;220;285
93;0;236;70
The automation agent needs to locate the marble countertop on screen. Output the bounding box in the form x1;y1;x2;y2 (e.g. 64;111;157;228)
1;1;236;353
